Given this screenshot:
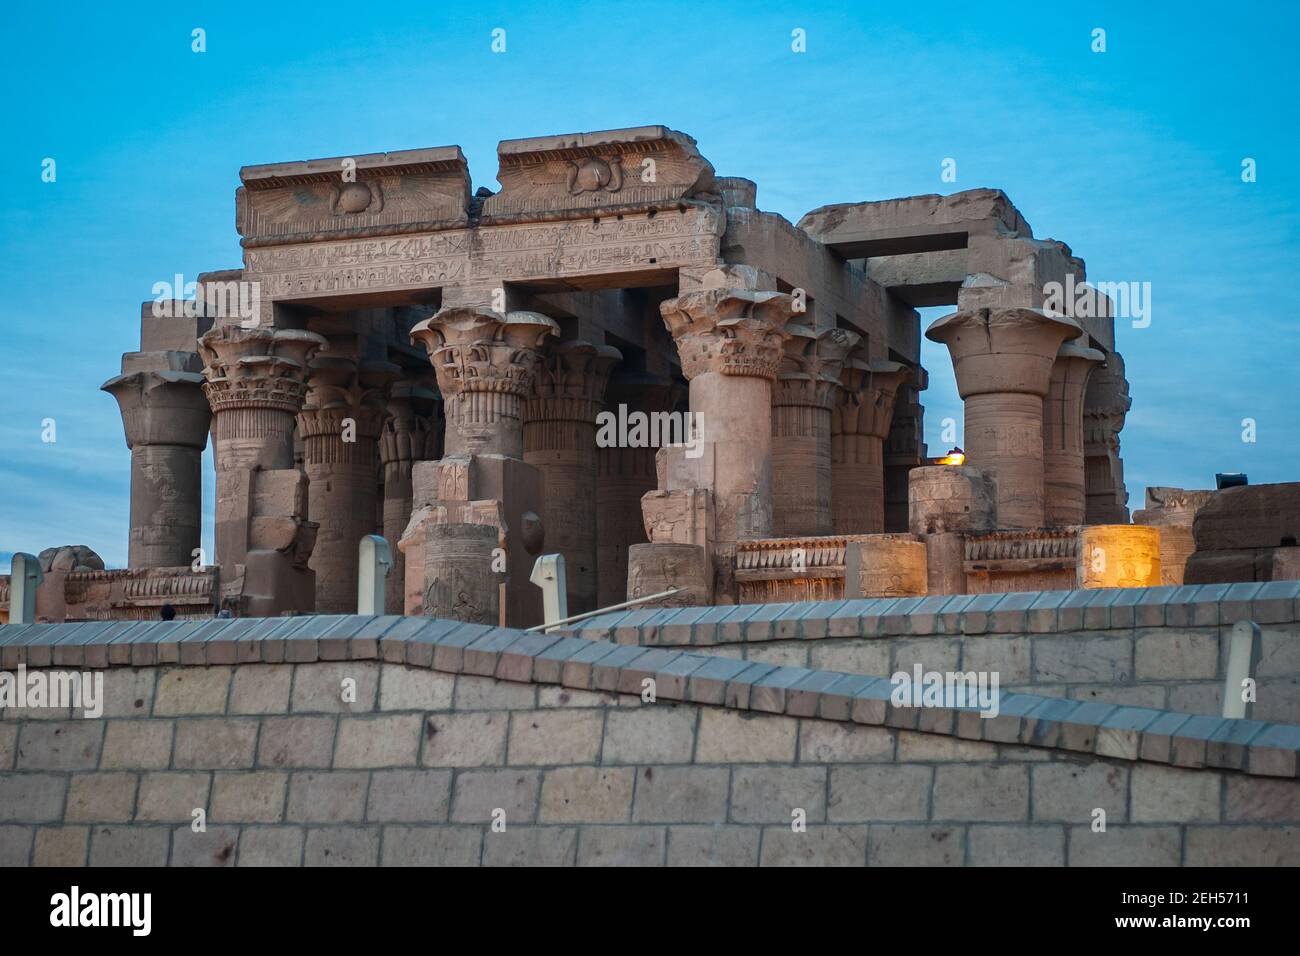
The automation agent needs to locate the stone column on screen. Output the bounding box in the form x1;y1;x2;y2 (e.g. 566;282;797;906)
831;358;911;535
410;307;560;459
198;326;325;569
523;341;622;616
658;287;794;595
298;358;399;614
925;308;1081;529
378;380;437;613
772;327;855;537
595;374;683;608
1042;338;1103;526
1084;350;1133;524
102;370;211;568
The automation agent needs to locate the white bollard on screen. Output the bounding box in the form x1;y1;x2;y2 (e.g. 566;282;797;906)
9;553;43;625
530;554;568;631
358;535;393;615
1222;619;1262;720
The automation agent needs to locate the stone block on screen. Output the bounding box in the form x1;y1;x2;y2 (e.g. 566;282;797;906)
154;666;232;716
731;766;827;824
1031;762;1127;823
576;825;666;866
891;638;962;675
507;710;602;765
451;769;540;824
170;825;239;867
237;826;304;866
0;724;15;770
453;674;537;710
632;766;729;823
828;765;929;822
962;636;1031;684
1130;764;1221;822
695;709;798;763
760;825;868;866
257;716;336;769
602;707;696;764
1224;777;1300;822
867;825;962;866
88;825;170;867
286;771;368;823
932;764;1029;822
421;712;508;767
98;667;156;717
896;732;998;762
173;718;257;769
334;714;422;768
210;771;287;823
1134;629;1219;680
1067;824;1180;866
379;664;455;711
0;825;32;866
666;825;761;866
539;767;635;823
291;661;379;713
808;641;891;677
64;773;138;823
482;827;578;866
135;771;209;822
366;769;453;822
1033;635;1132;683
381;825;483;866
304;826;380;866
799;720;894;763
1185;826;1300;866
229;664;294;714
968;824;1065;866
100;719;174;770
16;720;103;770
33;826;89;866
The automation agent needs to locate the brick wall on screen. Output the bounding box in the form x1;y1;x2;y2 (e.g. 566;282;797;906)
569;583;1300;723
1;615;1298;866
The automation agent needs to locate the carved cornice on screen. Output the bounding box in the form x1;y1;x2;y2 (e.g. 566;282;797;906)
659;289;795;380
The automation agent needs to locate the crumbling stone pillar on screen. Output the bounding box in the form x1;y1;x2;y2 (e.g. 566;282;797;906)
1042;339;1104;527
408;307;558;626
909;464;997;596
883;370;929;533
199;325;325;570
1084;350;1133;524
926;308;1081;529
298;358;398;614
411;306;559;459
772;326;855;537
523;341;622;616
1133;487;1216;585
379;381;438;613
656;287;794;599
831;358;911;535
102;369;211;568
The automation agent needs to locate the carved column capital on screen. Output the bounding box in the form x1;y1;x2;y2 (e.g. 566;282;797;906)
524;340;623;424
774;326;858;410
199;326;326;415
925;307;1082;398
102;370;212;450
409;306;559;400
379;380;438;469
832;359;912;439
297;358;399;448
659;288;795;380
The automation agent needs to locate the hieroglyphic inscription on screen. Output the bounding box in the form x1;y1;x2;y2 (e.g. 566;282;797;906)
243;207;722;300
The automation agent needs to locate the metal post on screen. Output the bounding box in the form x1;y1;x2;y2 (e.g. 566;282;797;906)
10;553;42;625
357;535;393;615
530;554;568;630
1222;619;1262;720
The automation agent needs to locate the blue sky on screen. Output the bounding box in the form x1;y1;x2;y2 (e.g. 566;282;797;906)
1;0;1297;568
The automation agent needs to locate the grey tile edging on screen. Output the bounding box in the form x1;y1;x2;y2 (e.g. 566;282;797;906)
1;615;1297;780
562;581;1300;646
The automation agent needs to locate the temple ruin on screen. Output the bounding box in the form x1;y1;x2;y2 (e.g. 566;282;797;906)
5;123;1262;627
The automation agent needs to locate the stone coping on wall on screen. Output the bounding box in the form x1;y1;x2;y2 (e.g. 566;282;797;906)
1;616;1297;780
565;582;1300;646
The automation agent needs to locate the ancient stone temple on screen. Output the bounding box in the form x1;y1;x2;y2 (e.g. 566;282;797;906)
5;126;1158;624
